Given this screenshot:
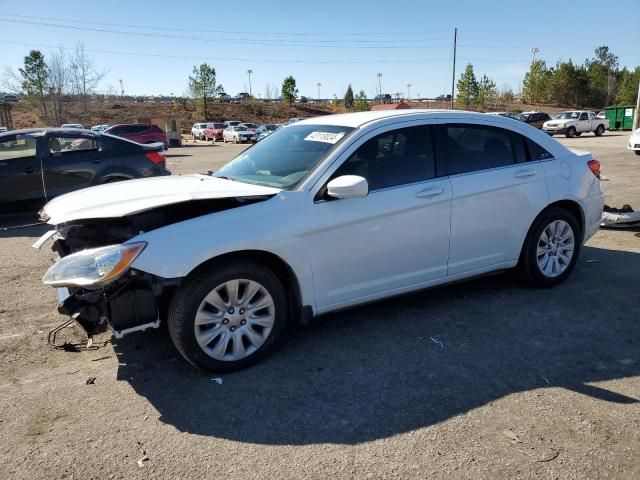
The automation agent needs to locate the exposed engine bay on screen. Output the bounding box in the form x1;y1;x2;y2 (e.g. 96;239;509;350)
39;196;274;341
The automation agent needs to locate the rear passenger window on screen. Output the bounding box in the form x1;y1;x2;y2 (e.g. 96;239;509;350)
441;124;516;175
525;138;553;161
333;126;435;191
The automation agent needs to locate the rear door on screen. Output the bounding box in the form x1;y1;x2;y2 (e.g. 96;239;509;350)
42;133;106;198
438;122;548;275
0;133;44;211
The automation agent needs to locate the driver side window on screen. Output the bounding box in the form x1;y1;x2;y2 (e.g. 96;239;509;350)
332;125;436;191
579;112;588;121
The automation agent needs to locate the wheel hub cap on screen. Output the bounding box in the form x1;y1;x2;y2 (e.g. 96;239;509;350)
536;220;575;278
194;279;275;361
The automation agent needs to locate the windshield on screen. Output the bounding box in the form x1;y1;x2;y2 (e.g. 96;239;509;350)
235;126;248;131
559;112;580;120
214;124;354;189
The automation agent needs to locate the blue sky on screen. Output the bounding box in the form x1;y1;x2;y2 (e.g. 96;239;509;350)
1;0;638;99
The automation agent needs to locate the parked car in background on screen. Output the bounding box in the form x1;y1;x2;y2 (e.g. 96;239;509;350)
515;112;551;129
239;122;259;132
35;110;604;372
0;128;169;212
596;111;606;120
203;123;226;142
0;127;7;133
233;93;251;103
217;93;232;103
2;94;19;103
543;111;609;137
105;124;168;148
374;94;393;104
286;117;306;124
191;123;210;140
224;120;242;127
90;124;109;132
628;128;640;156
61;124;85;129
222;125;257;143
256;124;279;141
296;96;308;103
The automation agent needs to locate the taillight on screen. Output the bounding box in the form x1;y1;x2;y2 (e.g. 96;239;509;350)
587;159;601;179
145;151;165;165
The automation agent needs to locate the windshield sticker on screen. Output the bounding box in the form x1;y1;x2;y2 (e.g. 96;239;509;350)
304;131;345;144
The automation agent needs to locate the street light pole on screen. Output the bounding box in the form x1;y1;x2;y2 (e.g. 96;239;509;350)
247;69;253;96
377;73;383;98
317;82;322;102
407;83;412;103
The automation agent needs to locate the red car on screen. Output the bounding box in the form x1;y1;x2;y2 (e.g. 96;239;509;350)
203;122;226;142
104;124;168;148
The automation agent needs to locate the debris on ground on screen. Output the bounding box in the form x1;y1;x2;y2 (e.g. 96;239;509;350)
211;377;223;385
502;430;523;443
85;377;96;385
136;441;149;468
516;447;560;463
601;204;640;228
91;356;111;362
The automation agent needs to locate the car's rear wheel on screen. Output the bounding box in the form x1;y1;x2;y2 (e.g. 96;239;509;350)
566;127;576;138
595;124;605;136
168;260;288;372
518;207;581;287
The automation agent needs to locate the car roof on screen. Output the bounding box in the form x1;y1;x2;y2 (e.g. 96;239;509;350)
0;127;101;137
293;109;528;128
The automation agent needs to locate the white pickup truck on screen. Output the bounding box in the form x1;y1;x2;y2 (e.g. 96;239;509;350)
543;111;609;138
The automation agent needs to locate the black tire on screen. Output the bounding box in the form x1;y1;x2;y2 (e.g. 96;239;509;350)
635;150;640;156
565;126;576;138
574;132;582;137
168;259;288;372
594;124;605;136
517;207;581;288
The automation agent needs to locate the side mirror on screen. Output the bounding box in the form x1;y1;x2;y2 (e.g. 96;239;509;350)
326;175;368;199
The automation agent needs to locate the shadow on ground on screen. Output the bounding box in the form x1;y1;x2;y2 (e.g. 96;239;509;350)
114;246;640;445
0;213;49;239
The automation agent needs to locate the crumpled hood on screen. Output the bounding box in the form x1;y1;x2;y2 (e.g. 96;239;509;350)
42;174;281;224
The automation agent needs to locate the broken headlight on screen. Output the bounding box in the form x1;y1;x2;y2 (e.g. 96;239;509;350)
42;242;146;288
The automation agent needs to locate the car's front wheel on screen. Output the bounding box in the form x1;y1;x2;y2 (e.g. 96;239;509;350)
566;127;576;138
635;150;640;156
168;260;288;372
518;208;581;287
595;125;605;136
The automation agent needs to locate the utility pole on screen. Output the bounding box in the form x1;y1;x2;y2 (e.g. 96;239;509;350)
407;83;412;103
450;27;457;109
530;47;539;64
377;73;383;98
247;70;253;96
119;79;124;96
633;80;640;131
317;82;322;102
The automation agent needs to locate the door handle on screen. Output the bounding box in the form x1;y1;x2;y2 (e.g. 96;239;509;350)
514;169;536;179
415;187;445;198
24;166;38;174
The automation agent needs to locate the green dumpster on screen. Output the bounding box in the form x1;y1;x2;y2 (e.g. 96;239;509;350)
604;105;635;130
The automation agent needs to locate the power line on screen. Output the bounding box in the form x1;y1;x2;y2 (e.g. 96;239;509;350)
1;13;452;37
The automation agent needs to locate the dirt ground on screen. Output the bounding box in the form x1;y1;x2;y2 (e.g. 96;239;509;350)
1;131;639;480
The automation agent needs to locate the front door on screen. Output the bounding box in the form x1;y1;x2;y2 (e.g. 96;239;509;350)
0;133;44;213
439;122;549;275
305;124;452;310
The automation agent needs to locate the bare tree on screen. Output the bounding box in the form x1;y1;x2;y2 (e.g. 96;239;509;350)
264;83;279;100
72;42;108;111
48;48;72;126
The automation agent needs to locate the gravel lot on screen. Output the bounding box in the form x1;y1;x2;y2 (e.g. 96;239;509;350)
1;132;639;480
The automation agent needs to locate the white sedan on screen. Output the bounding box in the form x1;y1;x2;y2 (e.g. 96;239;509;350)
628;128;640;156
36;110;604;371
223;125;257;143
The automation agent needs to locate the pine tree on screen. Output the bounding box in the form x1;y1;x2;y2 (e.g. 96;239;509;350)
455;64;478;109
19;50;49;119
355;90;369;111
476;74;496;109
188;64;221;120
344;84;354;110
281;76;298;106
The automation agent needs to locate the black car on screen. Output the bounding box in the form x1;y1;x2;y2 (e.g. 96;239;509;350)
515;112;551;129
0;128;170;213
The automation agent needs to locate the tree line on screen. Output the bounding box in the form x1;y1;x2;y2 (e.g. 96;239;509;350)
2;46;107;125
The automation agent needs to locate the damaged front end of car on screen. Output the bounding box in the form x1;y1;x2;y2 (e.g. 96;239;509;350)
35;196;274;343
